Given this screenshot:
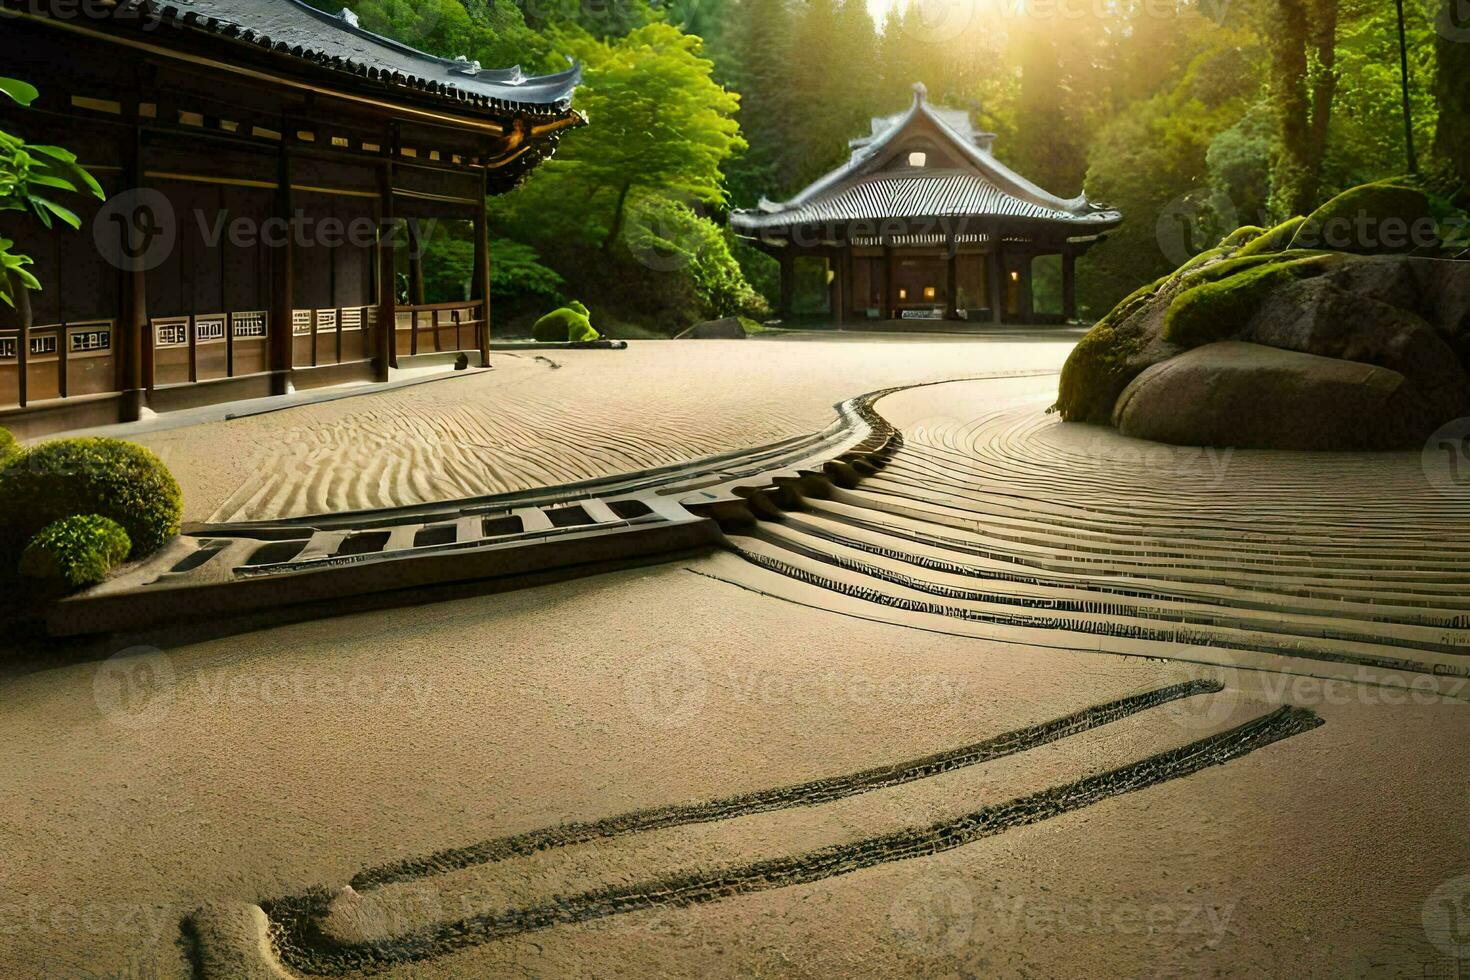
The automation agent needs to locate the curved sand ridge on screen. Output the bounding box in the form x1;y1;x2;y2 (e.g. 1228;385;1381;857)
128;338;1073;525
720;377;1470;678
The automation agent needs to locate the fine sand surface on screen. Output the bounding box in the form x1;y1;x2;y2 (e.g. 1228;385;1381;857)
3;342;1466;978
1;562;1466;978
129;334;1075;524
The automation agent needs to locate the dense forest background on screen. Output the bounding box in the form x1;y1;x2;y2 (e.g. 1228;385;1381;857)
310;0;1470;333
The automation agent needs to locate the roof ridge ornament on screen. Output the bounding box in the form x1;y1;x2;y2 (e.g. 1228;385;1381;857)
336;7;359;27
912;81;927;105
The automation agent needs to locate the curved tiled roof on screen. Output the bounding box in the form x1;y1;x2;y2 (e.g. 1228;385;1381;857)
133;0;579;114
732;83;1119;235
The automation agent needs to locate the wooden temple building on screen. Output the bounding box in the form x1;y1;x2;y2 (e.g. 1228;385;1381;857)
0;0;581;436
731;83;1121;326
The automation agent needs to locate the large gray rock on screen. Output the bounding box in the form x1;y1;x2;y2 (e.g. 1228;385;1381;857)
1058;252;1470;447
1112;341;1411;450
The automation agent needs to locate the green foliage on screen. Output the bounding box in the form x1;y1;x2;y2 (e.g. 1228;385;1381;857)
1163;252;1342;347
18;514;131;589
0;438;183;559
0;77;104;308
532;305;599;342
0;427;16;465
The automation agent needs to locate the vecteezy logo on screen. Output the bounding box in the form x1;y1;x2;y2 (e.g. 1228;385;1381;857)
1155;192;1235;269
621;189;708;274
887;873;974;956
93;187;176;273
93;645;176;729
1422;418;1470;498
622;646;708;728
898;0;975;45
1423;875;1470;959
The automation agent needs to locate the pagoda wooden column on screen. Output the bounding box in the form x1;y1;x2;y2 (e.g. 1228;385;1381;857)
778;249;794;319
375;162;395;381
944;237;958;320
987;243;1004;324
1019;251;1035;324
269;137;294;395
472;168;491;367
405;218;425;355
882;244;895;321
120;111;148;416
840;246;854;329
1062;250;1077;322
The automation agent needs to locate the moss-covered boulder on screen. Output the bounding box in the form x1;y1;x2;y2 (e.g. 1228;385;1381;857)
0;437;182;559
1288;180;1437;254
1057;180;1470;448
532;304;600;343
19;514;131;589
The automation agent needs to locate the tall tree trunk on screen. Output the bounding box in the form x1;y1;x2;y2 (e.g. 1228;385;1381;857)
1434;0;1470;187
1267;0;1337;216
600;180;634;253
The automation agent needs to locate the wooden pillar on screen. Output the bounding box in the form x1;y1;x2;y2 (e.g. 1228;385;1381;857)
987;243;1004;324
840;245;854;330
471;169;491;367
120;117;148;417
269;139;294;395
777;248;794;319
944;237;958;320
1062;250;1077;322
834;251;846;327
1019;251;1034;324
375;162;395;381
882;244;895;321
12;271;30;409
405;218;424;355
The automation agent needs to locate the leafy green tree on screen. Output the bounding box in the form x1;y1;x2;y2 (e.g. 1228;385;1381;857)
0;78;104;309
547;23;744;251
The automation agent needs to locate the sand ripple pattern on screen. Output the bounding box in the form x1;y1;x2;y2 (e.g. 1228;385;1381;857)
726;380;1470;667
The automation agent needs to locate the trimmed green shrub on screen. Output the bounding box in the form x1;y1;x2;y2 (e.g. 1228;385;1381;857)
0;437;182;559
19;514;130;588
1163;252;1343;347
531;305;600;343
1289;180;1435;254
0;427;16;465
568;300;590;317
1236;216;1306;256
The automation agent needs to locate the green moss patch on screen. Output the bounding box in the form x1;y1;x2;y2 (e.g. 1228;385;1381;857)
532;305;600;343
1055;323;1144;423
18;514;130;589
1163;252;1343;347
1289;180;1436;254
1236;216;1307;256
1218;225;1266;249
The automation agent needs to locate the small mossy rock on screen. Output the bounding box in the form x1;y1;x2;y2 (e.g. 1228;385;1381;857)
1236;216;1307;256
567;300;590;317
1289;180;1436;254
531;307;598;343
19;514;131;588
0;437;182;559
1218;225;1266;249
1112;342;1411;450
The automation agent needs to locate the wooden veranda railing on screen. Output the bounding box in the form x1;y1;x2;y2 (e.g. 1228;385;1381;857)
394;300;486;357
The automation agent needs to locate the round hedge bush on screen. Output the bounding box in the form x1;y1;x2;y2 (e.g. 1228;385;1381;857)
531;306;599;343
0;427;17;465
19;514;131;588
0;437;182;559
